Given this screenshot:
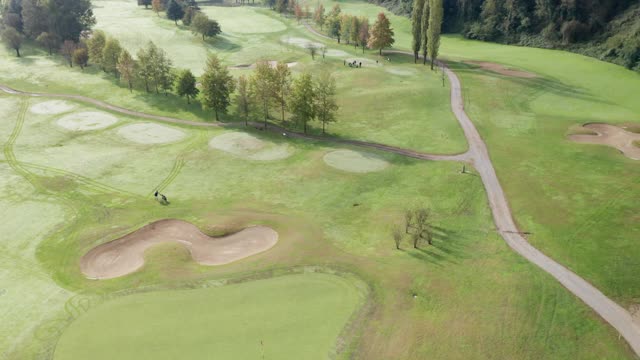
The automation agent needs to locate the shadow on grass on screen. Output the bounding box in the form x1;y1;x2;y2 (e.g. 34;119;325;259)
447;60;612;106
406;226;469;266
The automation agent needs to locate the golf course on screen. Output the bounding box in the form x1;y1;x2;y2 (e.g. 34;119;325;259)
0;0;639;359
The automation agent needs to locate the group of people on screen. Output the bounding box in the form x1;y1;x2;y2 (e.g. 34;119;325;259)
344;60;362;68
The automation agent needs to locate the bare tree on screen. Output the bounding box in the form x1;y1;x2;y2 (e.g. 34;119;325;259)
306;43;318;60
393;226;403;250
404;207;433;248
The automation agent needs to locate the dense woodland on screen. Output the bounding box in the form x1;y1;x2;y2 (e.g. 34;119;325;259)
375;0;640;71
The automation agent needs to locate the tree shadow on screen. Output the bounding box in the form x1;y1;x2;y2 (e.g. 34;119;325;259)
447;60;612;106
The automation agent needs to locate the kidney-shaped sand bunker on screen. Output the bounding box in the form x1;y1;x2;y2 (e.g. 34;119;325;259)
209;132;292;161
81;219;279;279
323;149;390;173
57;111;118;131
117;123;186;144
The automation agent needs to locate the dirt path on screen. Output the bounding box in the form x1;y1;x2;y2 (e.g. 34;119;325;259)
2;37;640;353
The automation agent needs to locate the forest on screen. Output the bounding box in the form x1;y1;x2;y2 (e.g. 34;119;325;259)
374;0;640;71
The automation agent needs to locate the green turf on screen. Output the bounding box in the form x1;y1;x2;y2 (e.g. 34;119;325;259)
0;2;638;359
53;273;363;360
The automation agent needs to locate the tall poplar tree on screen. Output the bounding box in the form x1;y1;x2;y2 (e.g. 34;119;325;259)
411;0;425;63
420;0;429;65
427;0;443;70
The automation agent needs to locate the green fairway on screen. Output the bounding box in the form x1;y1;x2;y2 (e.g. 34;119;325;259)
53;273;363;360
1;0;639;358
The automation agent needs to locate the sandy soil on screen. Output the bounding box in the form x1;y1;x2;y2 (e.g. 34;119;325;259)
116;122;186;144
56;111;118;131
209;132;293;161
568;123;640;160
30;100;74;115
323;149;389;173
465;61;537;78
80;219;278;279
385;67;417;76
229;61;298;70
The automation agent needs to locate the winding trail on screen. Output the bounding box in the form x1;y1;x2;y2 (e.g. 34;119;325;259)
2;29;640;354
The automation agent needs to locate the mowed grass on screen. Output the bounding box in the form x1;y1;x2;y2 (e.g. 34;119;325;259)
53;273;363;360
0;95;632;359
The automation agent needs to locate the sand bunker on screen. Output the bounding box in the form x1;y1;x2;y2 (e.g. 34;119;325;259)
209;132;292;161
117;123;186;145
81;219;278;279
57;111;118;131
568;123;640;160
281;36;323;49
385;67;417;76
325;49;349;57
30;100;75;115
323;149;389;173
230;61;298;70
466;61;537;78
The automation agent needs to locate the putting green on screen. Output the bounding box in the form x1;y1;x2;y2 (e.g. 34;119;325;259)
53;273;362;360
200;6;286;34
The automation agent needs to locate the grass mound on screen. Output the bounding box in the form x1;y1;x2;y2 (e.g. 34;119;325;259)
53;273;363;360
323;149;389;173
116;123;186;145
56;111;118;131
208;132;292;161
30;100;74;115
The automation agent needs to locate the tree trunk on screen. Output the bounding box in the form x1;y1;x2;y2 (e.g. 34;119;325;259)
187;95;190;104
281;102;285;122
379;48;382;55
414;52;418;63
202;34;205;41
322;120;325;134
128;81;133;93
430;57;434;70
15;48;20;57
215;109;219;121
304;121;307;134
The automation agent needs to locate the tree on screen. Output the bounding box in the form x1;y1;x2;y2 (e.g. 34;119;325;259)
294;3;303;23
327;16;341;43
60;40;76;67
137;44;155;92
393;226;403;250
21;0;48;38
117;50;136;92
420;0;429;65
152;0;163;16
306;43;318;59
102;38;123;76
313;4;325;30
358;17;369;53
2;27;23;57
314;72;338;134
155;49;174;95
249;61;274;127
175;69;199;103
192;13;221;40
411;0;425;62
87;30;106;68
405;208;433;248
139;0;152;8
36;32;59;55
275;0;287;14
166;0;185;25
340;15;352;44
235;75;252;126
3;13;22;32
289;72;315;133
72;47;89;69
46;0;95;41
200;54;235;121
182;6;197;25
368;12;395;55
272;62;291;122
350;16;360;47
426;0;443;69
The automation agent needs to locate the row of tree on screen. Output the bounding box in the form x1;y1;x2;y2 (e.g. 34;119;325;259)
1;0;95;57
236;62;339;134
140;0;222;41
411;0;444;68
313;4;395;55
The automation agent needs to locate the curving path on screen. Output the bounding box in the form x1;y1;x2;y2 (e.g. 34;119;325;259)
2;36;640;353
